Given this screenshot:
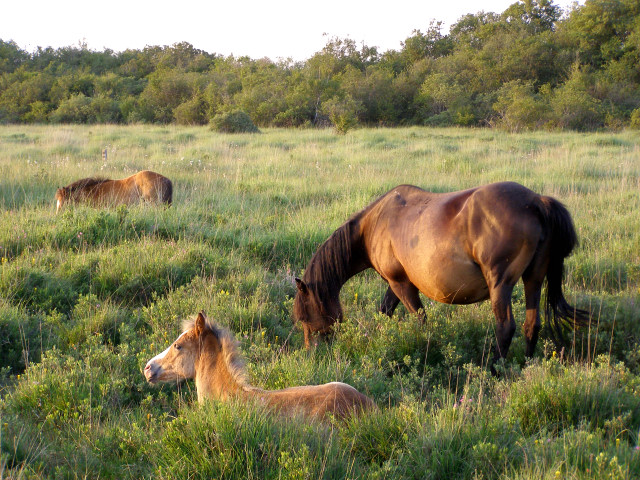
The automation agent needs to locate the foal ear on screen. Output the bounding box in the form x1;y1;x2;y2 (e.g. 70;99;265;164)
195;311;207;335
295;277;308;295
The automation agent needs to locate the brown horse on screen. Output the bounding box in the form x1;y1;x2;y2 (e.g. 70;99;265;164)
293;182;590;373
55;170;172;213
144;312;375;421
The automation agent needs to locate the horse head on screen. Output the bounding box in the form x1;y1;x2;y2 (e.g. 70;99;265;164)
54;186;70;213
144;312;212;384
293;277;342;346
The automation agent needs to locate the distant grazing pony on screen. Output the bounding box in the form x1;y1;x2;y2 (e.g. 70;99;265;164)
144;312;375;421
55;170;172;213
293;182;590;374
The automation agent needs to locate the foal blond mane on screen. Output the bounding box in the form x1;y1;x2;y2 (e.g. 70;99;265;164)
181;318;249;388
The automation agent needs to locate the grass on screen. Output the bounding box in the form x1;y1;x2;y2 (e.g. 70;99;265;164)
0;124;639;479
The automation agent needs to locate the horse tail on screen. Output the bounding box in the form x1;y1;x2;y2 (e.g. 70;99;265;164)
536;196;590;345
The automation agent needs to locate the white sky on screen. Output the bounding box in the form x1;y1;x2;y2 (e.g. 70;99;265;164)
2;0;583;61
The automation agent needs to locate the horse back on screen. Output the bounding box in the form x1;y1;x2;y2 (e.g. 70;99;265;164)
460;182;544;244
366;182;543;247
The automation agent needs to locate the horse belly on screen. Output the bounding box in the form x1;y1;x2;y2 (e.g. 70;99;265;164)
407;254;489;304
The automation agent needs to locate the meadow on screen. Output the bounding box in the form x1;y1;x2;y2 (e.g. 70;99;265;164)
0;124;639;479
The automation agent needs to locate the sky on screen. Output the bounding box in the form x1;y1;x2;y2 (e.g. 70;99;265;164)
2;0;584;61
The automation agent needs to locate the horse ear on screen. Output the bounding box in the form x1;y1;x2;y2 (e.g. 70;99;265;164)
295;278;308;295
195;311;207;334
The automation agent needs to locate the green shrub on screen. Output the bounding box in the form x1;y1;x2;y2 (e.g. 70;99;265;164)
0;263;78;315
630;108;640;129
4;340;134;427
23;100;51;123
48;94;121;124
321;95;361;134
506;357;640;439
210;110;259;133
549;65;603;130
424;110;454;126
174;95;208;125
341;406;418;464
493;80;550;131
0;303;53;375
65;294;129;347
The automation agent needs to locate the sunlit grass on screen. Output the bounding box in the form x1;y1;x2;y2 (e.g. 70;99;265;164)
0;124;639;479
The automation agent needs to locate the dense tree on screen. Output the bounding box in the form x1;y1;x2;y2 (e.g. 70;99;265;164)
493;80;550;130
0;40;28;74
0;1;639;129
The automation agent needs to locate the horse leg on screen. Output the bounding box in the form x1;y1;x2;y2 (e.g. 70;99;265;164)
387;280;424;317
302;323;312;348
488;282;517;376
522;276;544;359
379;286;400;316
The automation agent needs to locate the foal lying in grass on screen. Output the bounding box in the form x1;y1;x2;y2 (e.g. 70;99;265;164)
144;312;375;421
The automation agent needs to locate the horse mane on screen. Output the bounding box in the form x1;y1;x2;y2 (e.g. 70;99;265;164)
302;220;356;304
181;318;249;388
64;177;111;192
301;192;388;303
299;187;414;310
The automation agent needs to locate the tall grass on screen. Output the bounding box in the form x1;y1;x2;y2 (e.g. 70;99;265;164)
0;125;639;479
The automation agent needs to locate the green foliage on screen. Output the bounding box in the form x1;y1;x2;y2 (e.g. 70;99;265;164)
153;401;358;479
136;69;202;123
322;94;361;134
550;65;604;130
3;335;146;430
630;108;640;129
507;357;640;439
210;109;260;133
2;0;640;129
340;405;418;464
559;0;640;69
173;94;208;125
48;93;122;123
493;80;550;131
0;303;53;375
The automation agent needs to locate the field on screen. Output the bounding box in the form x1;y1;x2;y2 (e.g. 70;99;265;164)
0;124;639;479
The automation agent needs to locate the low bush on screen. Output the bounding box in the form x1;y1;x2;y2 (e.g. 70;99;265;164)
506;356;640;439
321;95;361;134
210;110;259;133
0;303;53;375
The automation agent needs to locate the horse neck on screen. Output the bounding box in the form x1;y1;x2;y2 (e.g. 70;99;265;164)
194;337;251;402
304;218;367;301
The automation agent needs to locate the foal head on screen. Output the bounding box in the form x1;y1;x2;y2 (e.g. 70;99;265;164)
144;312;212;384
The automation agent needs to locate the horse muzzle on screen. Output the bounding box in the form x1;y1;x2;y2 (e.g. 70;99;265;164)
144;362;159;383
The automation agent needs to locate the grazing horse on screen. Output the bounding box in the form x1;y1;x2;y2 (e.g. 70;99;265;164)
293;182;590;373
55;170;172;213
144;312;375;421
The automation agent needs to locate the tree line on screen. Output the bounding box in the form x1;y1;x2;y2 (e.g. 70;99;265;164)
1;0;639;131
